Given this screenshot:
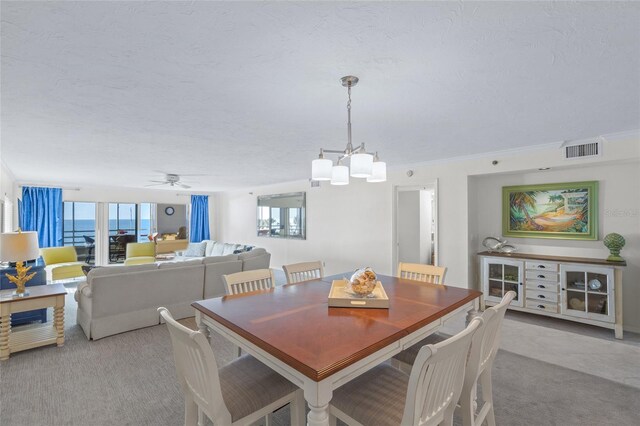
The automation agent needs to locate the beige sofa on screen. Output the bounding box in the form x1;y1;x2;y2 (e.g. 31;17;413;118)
75;248;270;340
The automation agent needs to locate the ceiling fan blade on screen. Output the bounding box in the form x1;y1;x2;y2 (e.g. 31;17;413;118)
178;174;209;177
144;182;168;187
179;184;191;189
148;180;166;184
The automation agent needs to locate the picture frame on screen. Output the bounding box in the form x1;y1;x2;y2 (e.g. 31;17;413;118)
502;181;598;240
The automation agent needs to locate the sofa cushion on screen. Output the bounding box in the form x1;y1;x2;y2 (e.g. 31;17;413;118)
222;243;243;256
158;259;203;269
237;248;267;260
242;253;271;271
202;254;239;265
184;242;207;257
89;264;157;278
204;240;217;257
210;242;225;257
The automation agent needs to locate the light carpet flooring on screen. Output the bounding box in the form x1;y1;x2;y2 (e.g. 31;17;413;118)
1;285;639;425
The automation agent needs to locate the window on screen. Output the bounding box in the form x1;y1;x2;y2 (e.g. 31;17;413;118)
63;202;96;263
257;193;306;239
108;203;138;263
138;203;155;242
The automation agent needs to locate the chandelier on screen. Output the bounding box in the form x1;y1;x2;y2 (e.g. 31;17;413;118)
311;76;387;185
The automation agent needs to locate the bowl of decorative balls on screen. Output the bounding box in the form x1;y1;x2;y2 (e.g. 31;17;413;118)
347;267;378;297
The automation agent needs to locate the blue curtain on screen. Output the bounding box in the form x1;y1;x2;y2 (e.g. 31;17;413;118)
190;195;211;242
20;186;63;248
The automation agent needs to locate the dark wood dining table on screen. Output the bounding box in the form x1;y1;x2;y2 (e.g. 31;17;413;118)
193;273;482;426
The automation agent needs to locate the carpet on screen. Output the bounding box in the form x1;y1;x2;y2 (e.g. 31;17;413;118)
1;289;638;425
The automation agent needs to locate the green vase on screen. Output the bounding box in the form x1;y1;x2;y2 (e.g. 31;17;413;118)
603;233;625;262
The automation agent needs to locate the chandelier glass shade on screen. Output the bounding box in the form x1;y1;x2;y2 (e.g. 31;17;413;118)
311;76;386;185
330;163;349;185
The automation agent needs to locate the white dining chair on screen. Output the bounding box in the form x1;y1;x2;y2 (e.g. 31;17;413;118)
223;268;275;295
459;290;515;426
397;262;447;284
158;307;305;426
392;291;515;426
282;261;324;284
328;316;483;426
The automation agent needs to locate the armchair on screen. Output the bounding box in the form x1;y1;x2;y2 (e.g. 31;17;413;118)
124;242;156;266
40;246;85;282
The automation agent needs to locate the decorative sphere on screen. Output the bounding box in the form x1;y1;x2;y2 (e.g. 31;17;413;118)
604;233;625;250
603;233;625;262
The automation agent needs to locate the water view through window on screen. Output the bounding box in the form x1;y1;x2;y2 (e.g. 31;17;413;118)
63;201;96;263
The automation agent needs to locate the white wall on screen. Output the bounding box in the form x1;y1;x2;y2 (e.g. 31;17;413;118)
215;136;640;331
468;160;640;332
157;203;187;234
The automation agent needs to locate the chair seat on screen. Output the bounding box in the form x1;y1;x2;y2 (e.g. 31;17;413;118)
331;364;409;426
219;355;299;422
123;256;156;266
45;262;85;281
393;332;449;365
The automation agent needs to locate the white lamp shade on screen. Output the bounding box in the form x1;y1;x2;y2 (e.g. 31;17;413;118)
330;165;349;185
350;153;373;178
311;158;333;181
366;161;387;182
1;231;40;262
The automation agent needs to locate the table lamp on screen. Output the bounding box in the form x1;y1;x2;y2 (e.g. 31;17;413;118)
1;230;40;297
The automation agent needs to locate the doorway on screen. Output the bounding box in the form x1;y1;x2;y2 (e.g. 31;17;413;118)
393;183;438;274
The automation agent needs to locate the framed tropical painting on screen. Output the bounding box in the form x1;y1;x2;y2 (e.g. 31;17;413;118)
502;181;598;240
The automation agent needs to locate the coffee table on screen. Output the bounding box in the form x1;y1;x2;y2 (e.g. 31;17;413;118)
0;284;67;360
193;273;481;425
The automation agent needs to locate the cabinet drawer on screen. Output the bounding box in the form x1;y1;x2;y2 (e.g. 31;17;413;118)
526;299;559;313
526;281;558;293
526;270;558;282
525;261;558;272
526;289;558;303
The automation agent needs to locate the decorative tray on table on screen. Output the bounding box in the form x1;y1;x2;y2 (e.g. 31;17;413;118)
328;279;390;309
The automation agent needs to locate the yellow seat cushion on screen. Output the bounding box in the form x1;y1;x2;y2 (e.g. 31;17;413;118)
124;257;156;266
126;242;155;259
45;262;85;281
41;246;78;265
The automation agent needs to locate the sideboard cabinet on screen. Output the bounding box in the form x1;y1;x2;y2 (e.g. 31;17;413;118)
479;252;625;339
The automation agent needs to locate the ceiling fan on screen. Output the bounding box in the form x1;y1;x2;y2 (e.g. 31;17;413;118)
145;173;193;189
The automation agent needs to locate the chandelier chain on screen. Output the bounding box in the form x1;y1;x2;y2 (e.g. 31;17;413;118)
347;85;352;151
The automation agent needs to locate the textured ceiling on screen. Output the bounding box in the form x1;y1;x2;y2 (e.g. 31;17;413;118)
1;1;639;191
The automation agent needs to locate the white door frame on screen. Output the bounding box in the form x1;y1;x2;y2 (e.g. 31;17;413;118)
392;181;439;276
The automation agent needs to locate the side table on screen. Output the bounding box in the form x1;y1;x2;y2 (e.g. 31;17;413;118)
0;284;67;361
0;262;47;325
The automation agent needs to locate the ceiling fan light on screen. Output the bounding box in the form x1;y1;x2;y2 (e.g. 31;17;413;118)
330;165;349;186
350;153;373;178
367;161;387;182
311;158;333;181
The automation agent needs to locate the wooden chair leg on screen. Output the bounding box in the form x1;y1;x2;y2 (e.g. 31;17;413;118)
442;403;456;426
460;389;476;426
480;371;496;426
184;395;198;426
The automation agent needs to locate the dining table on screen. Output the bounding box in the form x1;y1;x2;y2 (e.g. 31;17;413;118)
192;273;482;426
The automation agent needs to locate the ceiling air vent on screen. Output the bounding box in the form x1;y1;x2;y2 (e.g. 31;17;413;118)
562;139;602;160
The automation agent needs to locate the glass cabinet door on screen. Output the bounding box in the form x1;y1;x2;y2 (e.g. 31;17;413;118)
560;265;614;323
483;258;523;307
